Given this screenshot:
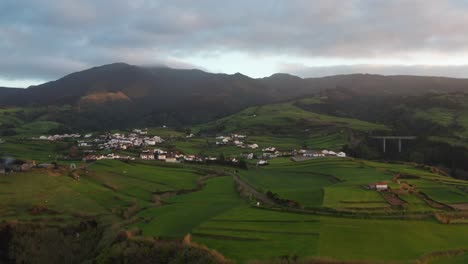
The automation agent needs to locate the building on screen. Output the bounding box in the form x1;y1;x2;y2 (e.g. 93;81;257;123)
368;182;388;191
140;152;155;160
337;152;346;157
303;150;325;158
165;157;178;163
262;152;278;159
247;143;259;149
257;160;268;166
83;155;98;162
263;147;276;152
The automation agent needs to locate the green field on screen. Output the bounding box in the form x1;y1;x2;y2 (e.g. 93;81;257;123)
239;158;468;213
195;102;388;151
414;107;456;127
0;139;67;162
192;206;468;263
1;100;468;263
1;156;468;263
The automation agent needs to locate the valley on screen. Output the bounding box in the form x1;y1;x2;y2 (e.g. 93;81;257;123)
1;99;468;263
1;64;468;263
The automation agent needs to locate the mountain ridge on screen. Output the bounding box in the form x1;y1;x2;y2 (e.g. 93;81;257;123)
1;63;468;129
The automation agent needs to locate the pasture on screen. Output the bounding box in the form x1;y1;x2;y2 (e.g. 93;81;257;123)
193;205;468;263
239;158;468;213
195;102;388;138
1;139;468;263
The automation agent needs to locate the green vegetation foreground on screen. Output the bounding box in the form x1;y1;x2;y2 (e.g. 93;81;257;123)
0;158;467;263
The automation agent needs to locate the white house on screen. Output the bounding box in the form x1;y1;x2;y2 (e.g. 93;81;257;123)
376;183;388;191
257;160;268;166
368;182;388;191
145;139;157;146
263;147;276;152
78;142;91;147
140;153;155;160
154;149;167;154
303;151;325;158
247;143;259;149
165;157;179;163
337;152;346;157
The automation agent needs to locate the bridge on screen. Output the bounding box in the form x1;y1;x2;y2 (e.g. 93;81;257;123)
370;136;417;152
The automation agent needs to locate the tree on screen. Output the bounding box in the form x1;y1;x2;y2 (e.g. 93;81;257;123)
238;159;248;169
69;146;80;158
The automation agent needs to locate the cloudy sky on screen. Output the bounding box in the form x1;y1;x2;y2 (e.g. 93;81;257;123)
2;0;468;87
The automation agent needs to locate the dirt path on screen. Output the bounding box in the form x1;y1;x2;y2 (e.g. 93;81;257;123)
233;175;276;206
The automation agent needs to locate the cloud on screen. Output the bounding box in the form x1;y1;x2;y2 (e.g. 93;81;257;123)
1;0;468;82
279;63;468;78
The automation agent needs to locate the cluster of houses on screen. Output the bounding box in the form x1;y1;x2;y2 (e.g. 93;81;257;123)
82;153;135;162
300;149;346;158
34;127;349;167
99;134;163;150
215;134;259;149
75;132;164;151
0;160;54;175
36;133;82;141
139;149;217;163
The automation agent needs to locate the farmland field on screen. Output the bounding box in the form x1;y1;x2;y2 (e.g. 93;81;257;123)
239;158;468;214
1;151;468;263
1;108;468;263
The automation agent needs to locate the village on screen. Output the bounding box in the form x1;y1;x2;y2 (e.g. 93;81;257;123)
1;128;348;175
26;128;350;166
76;129;347;166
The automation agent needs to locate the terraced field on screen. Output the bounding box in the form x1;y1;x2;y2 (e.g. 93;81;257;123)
194;101;388;151
239;158;468;213
192;206;468;263
1;119;468;263
0;139;67;162
0;160;204;223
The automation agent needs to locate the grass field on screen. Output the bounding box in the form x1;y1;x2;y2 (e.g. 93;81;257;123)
239;158;392;210
414;107;456;127
193;206;468;263
1;156;468;263
1;104;468;263
134;176;244;237
194;102;387;149
0;139;68;162
0;160;205;223
239;158;468;213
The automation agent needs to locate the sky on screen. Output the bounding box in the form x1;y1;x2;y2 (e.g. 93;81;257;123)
2;0;468;87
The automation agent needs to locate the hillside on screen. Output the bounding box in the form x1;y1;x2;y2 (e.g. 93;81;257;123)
194;100;388;151
197;101;387;134
1;63;468;130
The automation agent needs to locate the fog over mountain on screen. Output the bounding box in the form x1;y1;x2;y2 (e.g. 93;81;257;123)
2;1;468;86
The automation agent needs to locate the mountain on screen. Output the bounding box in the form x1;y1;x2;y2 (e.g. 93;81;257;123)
0;87;23;98
1;63;468;129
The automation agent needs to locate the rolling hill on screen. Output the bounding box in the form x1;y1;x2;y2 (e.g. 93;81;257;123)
1;63;468;130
